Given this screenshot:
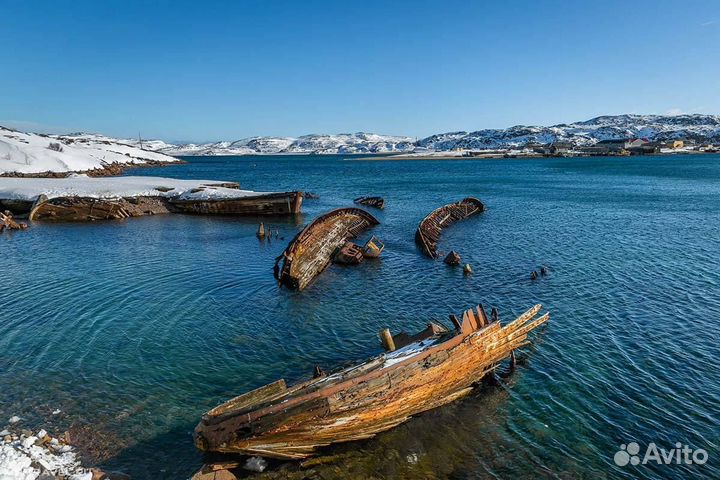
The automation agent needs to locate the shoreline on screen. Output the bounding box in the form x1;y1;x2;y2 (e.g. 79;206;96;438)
352;150;716;161
0;159;185;179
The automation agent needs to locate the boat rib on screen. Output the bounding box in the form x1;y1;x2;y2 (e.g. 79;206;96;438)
415;197;485;258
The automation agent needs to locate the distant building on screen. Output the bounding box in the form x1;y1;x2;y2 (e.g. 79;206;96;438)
550;141;572;154
666;140;684;149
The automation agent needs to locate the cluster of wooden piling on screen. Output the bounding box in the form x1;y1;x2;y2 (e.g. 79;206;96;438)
415;197;485;258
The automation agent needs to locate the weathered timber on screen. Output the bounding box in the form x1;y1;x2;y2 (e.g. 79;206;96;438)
353;196;385;209
0;211;28;231
29;196;172;222
273;208;379;290
194;303;549;459
169;191;303;216
333;242;364;265
362;235;384;258
415;197;485;258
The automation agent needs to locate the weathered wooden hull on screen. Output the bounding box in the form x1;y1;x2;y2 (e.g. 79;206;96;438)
27;191;303;222
169;191;303;216
353;196;385;209
194;304;549;459
415;197;484;258
28;196;172;222
274;208;379;290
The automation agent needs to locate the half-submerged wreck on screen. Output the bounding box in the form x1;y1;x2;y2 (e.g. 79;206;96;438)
273;208;379;290
194;304;549;459
0;176;302;222
353;196;385;209
415;197;485;258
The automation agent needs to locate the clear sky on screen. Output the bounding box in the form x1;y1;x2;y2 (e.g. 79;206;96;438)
2;0;719;142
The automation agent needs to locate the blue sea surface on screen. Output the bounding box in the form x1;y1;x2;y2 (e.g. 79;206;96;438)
2;154;719;479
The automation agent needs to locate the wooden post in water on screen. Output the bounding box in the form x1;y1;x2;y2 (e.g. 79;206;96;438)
379;328;396;352
257;222;266;239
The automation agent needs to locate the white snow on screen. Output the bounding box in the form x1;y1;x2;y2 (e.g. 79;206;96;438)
0;434;88;480
0;126;180;175
0;175;275;202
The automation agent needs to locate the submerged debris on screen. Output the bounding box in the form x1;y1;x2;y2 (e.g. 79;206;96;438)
353;196;385;209
463;263;473;275
0;211;28;232
194;304;549;459
444;251;461;266
274;208;379;290
415;197;484;258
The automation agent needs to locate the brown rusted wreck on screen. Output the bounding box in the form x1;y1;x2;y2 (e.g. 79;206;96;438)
27;191;303;222
273;208;379;290
353;196;385;209
169;191;303;216
415;197;484;258
194;303;549;459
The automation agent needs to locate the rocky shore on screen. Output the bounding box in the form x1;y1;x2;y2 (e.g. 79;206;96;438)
0;421;127;480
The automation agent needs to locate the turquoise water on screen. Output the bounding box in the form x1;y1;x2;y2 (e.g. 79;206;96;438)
2;155;719;479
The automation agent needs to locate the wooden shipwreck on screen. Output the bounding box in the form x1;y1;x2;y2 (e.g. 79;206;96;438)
415;197;485;258
194;304;548;459
169;191;303;216
273;208;379;290
353;196;385;209
26;191;303;222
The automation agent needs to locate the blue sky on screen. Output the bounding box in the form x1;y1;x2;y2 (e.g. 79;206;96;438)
2;0;719;141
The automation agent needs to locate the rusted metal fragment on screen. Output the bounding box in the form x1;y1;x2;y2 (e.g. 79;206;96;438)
273;208;379;290
353;196;385;209
194;303;549;459
415;197;485;258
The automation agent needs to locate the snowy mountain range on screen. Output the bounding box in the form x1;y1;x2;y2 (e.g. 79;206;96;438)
3;114;720;175
156;114;720;155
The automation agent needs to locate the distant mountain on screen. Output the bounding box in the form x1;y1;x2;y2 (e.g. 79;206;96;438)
416;114;720;151
161;133;417;156
156;114;720;155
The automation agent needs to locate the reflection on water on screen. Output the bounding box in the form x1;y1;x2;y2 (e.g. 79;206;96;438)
2;154;719;479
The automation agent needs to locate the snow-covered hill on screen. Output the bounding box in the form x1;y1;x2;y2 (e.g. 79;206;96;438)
417;114;720;151
161;132;417;155
156;115;720;156
0;127;180;175
3;114;719;174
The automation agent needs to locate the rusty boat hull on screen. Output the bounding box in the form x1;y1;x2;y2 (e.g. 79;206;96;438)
415;197;485;258
194;304;549;459
27;191;303;222
274;207;379;290
169;191;303;216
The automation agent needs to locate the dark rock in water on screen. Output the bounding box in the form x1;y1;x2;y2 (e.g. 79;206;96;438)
540;266;548;276
304;192;320;199
444;251;461;266
530;271;538;280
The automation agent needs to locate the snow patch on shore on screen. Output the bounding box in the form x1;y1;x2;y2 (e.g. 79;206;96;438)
0;175;274;202
0;429;89;480
0;127;179;175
